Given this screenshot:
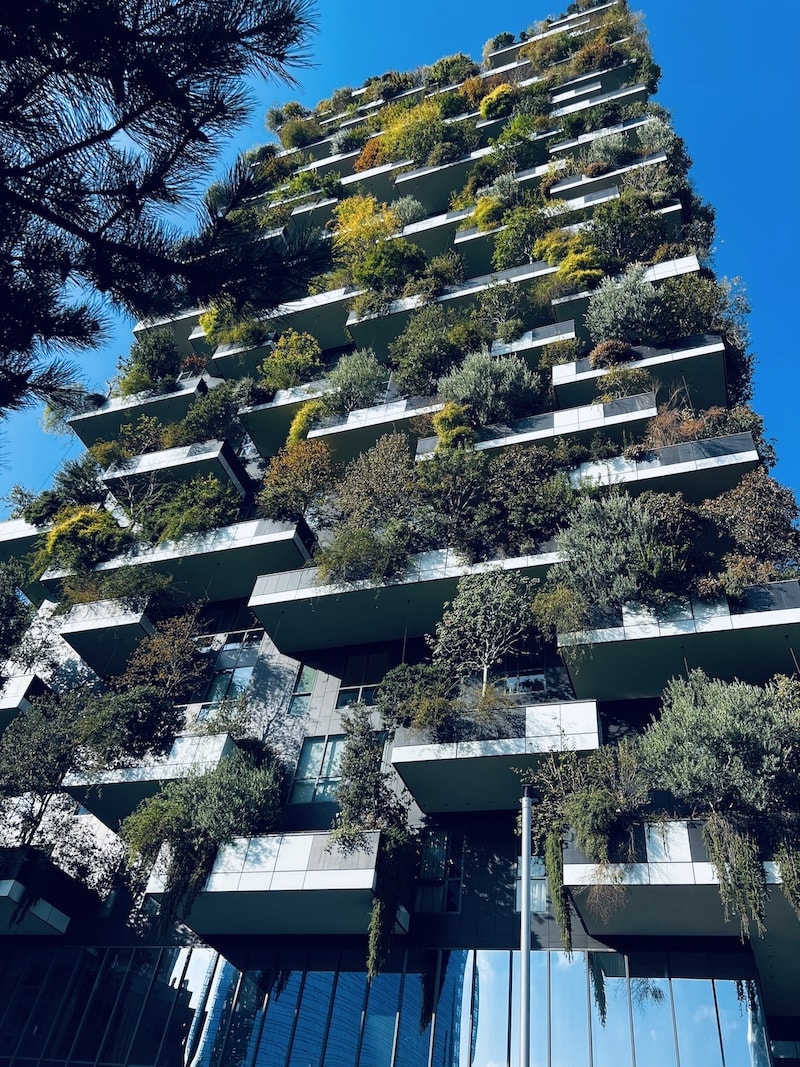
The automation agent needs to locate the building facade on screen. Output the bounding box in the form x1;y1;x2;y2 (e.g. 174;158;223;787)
0;2;798;1065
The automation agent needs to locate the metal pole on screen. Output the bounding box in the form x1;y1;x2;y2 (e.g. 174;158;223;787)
520;785;532;1067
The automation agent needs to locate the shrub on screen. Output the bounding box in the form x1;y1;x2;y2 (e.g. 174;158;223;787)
389;306;470;396
278;115;322;149
492;202;554;270
477;281;528;343
315;520;412;586
33;506;129;576
198;307;270;349
332;194;399;266
352;137;386;173
538;339;581;371
391;196;427;227
286;398;324;447
432;402;475;449
585;264;666;345
329;125;368;155
437;351;542;427
462;75;491;108
117;329;181;398
322;348;387;416
171;382;241;447
701;468;800;566
424;53;479;88
351;239;427;295
380;99;444;164
412;251;465;302
518;30;573;73
588;338;638;368
258;330;323;392
596;366;654;402
479;83;518;121
146;475;240;544
473;196;506;232
425;141;462;168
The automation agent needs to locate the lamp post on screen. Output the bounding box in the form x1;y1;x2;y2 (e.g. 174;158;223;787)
520;785;532;1067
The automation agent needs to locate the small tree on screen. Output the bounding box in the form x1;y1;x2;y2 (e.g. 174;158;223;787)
257;440;337;523
437;350;542;427
431;569;536;696
322;348;387;416
701;468;800;565
584;264;666;345
258;330;323;392
116;605;210;702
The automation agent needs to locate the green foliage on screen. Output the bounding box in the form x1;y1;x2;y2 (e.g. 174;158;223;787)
473;196;506;232
477;281;528;343
537;339;581;371
116;605;210;701
430;568;536;694
117;329;182;398
198;308;270;349
258;330;323;392
257;440;337;523
587;191;669;273
437;351;542;427
545;830;572;954
322;348;387;416
121;746;285;928
33;506;129;576
351;239;427;296
334;433;416;530
21;454;105;525
391;196;428;228
389;305;473;396
315;520;412;587
376;662;458;739
701;468;799;565
424;53;479;88
412;251;465;302
286;398;324;447
492;202;554;270
278;115;322;149
145;474;240;544
479;83;518;120
596;366;654;402
172;381;243;447
432;402;475;449
379;99;445;164
585;264;666;346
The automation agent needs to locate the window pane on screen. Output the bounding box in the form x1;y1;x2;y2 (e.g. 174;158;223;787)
590;953;633;1067
322;737;345;778
359;972;400;1067
295;666;317;693
343;655;367;687
207;671;232;703
336;688;361;709
395;959;432;1067
288;971;335;1067
551;951;589;1067
630;977;676;1067
471;951;510;1067
288;694;311;717
323;971;367;1067
228;665;254;698
296;738;325;780
672;978;723;1067
290;781;316;804
315;779;340;803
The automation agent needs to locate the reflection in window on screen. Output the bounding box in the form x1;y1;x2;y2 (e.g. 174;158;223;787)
515;855;548;914
415;831;464;913
288;664;317;717
336;649;397;709
195;628;263;713
290;735;346;803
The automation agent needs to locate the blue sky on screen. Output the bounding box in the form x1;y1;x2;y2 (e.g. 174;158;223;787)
2;0;798;510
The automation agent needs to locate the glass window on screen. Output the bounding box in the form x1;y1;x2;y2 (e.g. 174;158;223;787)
290;736;345;804
516;856;548;913
192;628;264;707
416;831;464;913
289;664;317;717
337;650;396;708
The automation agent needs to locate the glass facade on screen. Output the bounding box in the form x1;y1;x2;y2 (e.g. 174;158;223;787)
0;945;770;1067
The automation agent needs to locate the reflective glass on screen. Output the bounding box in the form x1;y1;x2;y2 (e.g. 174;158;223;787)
471;951;510;1067
255;971;303;1066
359;971;401;1067
589;953;633;1067
630;976;676;1067
395;961;432;1067
715;979;770;1067
323;971;367;1067
431;951;466;1067
551;950;589;1067
289;971;336;1067
672;978;724;1067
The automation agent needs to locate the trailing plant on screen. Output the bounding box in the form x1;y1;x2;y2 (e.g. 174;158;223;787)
545;829;572;954
286;398;324;447
121;745;285;930
21;454;106;525
32;506;130;577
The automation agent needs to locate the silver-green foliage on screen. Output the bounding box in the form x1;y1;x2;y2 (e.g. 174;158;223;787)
584;264;665;345
322;348;387;416
437;350;541;427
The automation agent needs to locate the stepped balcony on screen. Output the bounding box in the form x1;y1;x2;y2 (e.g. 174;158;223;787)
400;207;474;259
552;333;728;409
208;335;274;380
0;847;100;936
0;515;40;565
249;548;557;656
549;150;668;203
570;432;759;501
0;673;48;734
239;379;328;458
551;254;700;324
67;376;222;449
285;194;339;235
146;831;381;936
64;733;236;829
393;145;494;215
307;394;445;465
347;261;557;352
133;308;202;357
416;392;658;459
548;114;658;159
339;158;415;207
391;700;600;813
56;598;155;677
549;62;639;110
102;439;250;501
41;517;315;607
268;286;356;353
560;581;800;701
551;81;648;120
296;147;362;181
481;1;620;71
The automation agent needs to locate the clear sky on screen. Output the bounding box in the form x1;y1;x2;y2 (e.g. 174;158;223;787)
2;0;798;510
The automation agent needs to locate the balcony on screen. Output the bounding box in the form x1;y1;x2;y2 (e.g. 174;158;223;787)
271;286;355;353
339;159;414;207
548;115;655;159
64;733;236;829
0;515;40;565
67;376;221;449
57;599;155;676
41;517;315;606
102;439;250;500
400;208;473;259
249;549;557;656
561;581;800;700
549;150;669;205
147;831;380;936
346;261;557;353
570;432;759;501
391;700;599;813
209;336;274;380
416;392;658;459
133;308;202;357
393;146;493;215
308;395;445;464
0;847;99;935
239;379;327;458
552;333;728;409
0;674;48;734
551;81;648;120
550;62;637;108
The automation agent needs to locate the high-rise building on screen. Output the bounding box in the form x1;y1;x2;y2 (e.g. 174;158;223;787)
0;2;798;1065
